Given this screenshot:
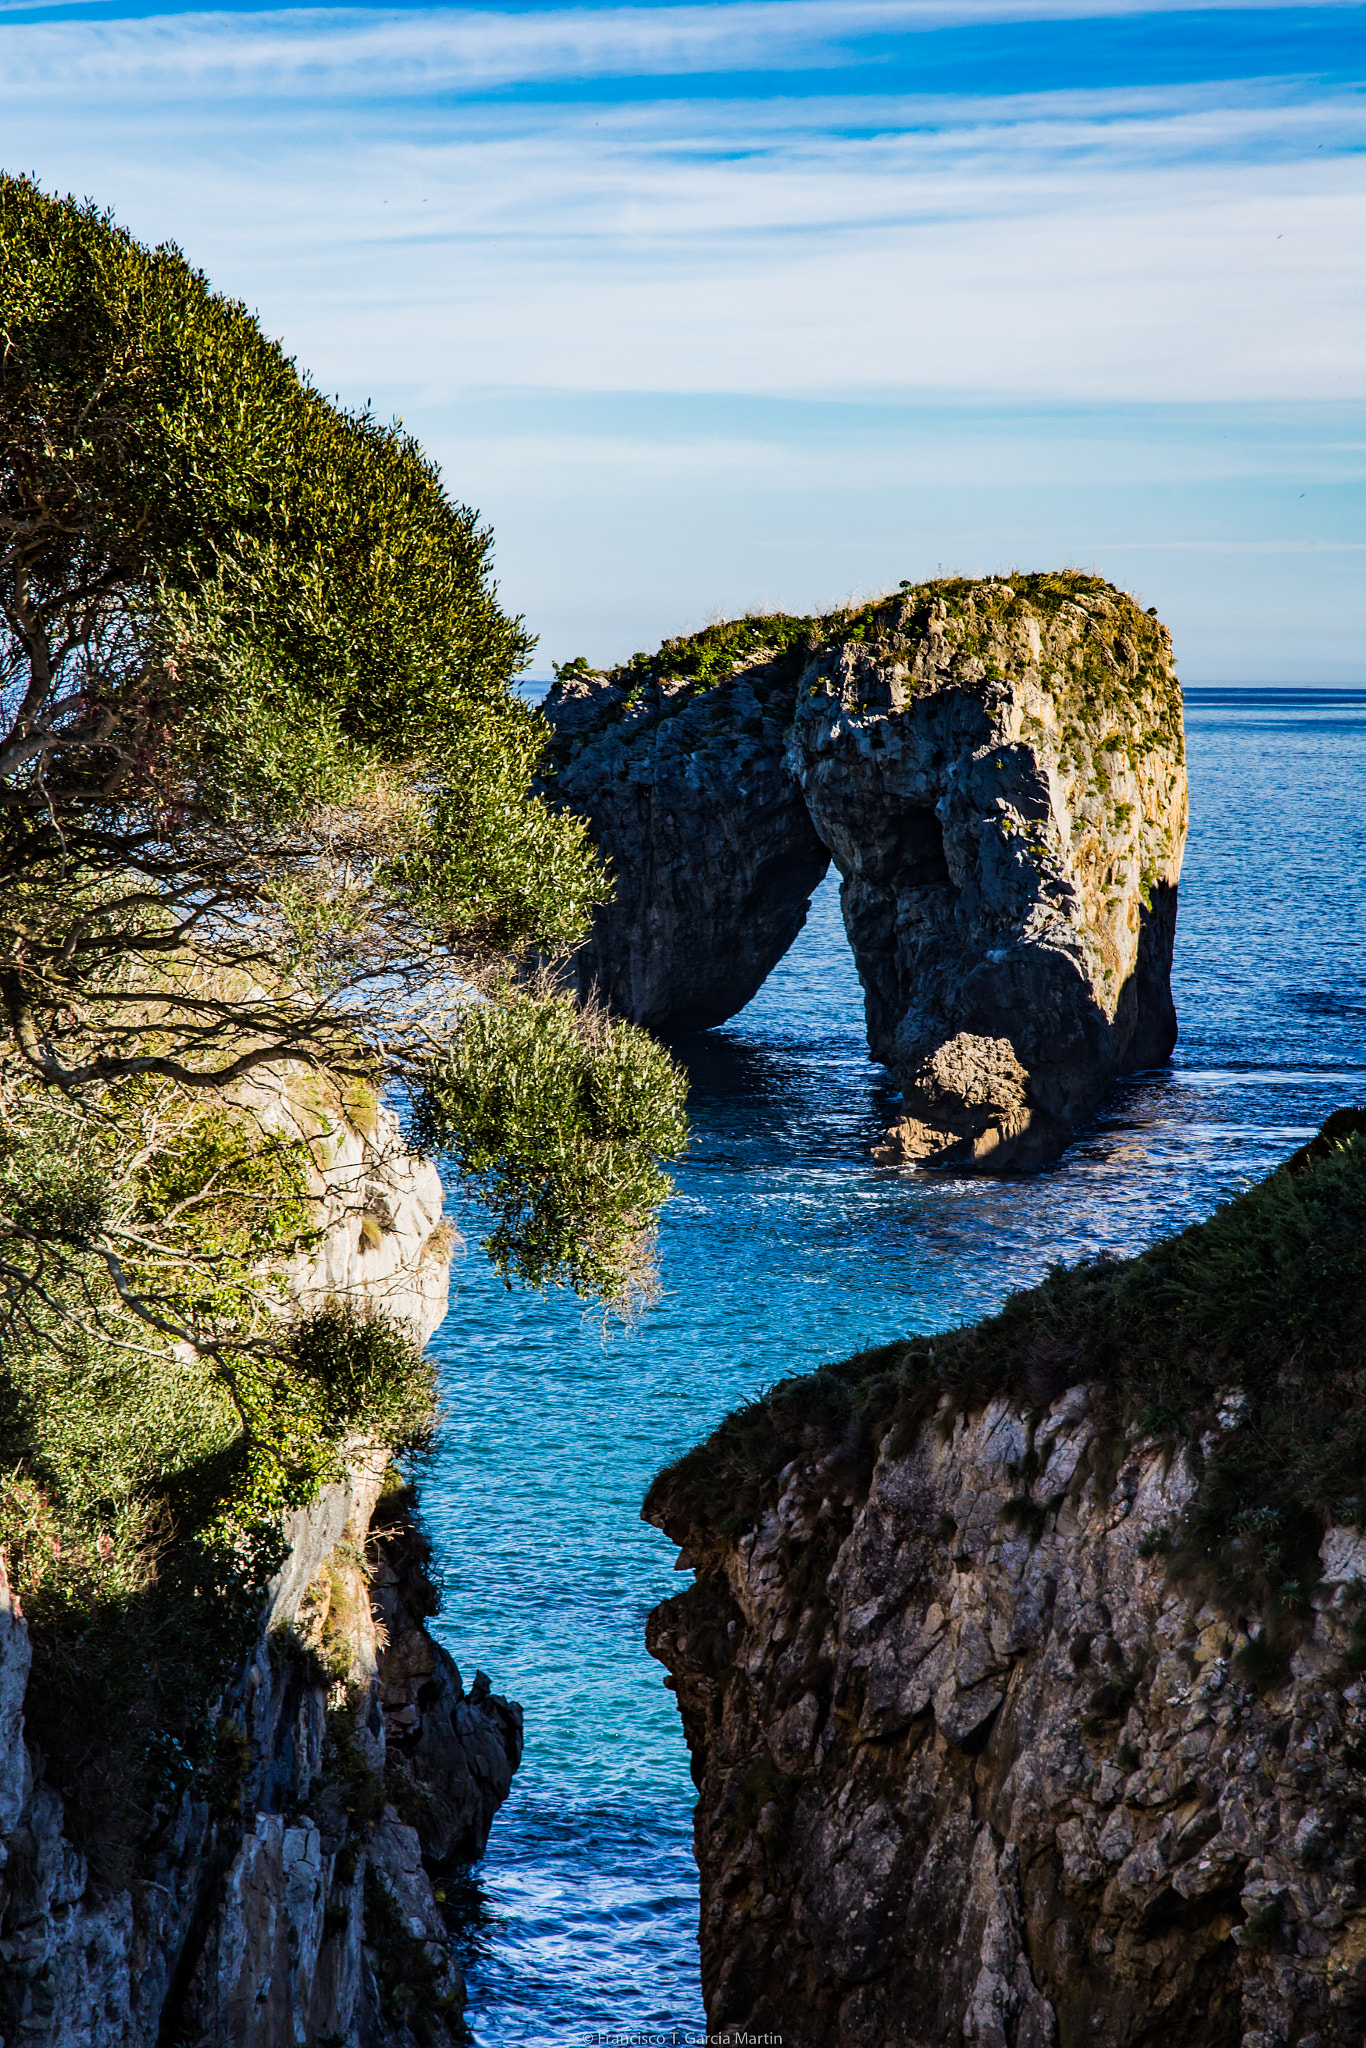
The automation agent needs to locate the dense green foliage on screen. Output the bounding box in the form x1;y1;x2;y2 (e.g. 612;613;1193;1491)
0;173;686;1332
647;1116;1366;1643
413;990;689;1310
1;175;606;1097
0;180;689;1856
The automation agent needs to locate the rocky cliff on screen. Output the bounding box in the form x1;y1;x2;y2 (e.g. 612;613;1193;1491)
0;1092;519;2048
544;639;830;1033
644;1117;1366;2047
544;574;1187;1169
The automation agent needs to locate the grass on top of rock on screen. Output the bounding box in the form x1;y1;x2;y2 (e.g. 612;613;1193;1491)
555;570;1177;743
645;1112;1366;1646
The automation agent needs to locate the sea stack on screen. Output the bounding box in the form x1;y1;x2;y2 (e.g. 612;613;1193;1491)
542;573;1188;1171
543;646;830;1034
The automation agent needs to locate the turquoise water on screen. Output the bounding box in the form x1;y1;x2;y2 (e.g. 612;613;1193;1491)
418;686;1366;2045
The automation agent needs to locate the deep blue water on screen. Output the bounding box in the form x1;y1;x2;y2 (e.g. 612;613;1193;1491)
419;685;1366;2045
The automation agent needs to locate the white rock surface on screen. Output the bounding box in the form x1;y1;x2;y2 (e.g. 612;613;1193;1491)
0;1088;515;2048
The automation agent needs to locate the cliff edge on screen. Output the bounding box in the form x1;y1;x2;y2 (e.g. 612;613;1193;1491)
644;1115;1366;2047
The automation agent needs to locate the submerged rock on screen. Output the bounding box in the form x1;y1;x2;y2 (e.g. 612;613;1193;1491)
544;575;1187;1168
644;1123;1366;2047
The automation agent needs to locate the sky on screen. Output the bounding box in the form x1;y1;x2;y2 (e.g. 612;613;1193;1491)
1;0;1363;675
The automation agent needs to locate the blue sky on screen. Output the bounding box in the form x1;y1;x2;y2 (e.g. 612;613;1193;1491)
2;0;1362;674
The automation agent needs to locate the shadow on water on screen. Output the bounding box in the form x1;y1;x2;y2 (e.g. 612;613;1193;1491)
669;1026;903;1168
426;685;1366;2047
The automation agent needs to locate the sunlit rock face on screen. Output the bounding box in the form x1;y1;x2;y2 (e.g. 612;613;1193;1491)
787;577;1188;1170
542;657;830;1034
0;1110;519;2048
544;575;1187;1170
645;1390;1366;2048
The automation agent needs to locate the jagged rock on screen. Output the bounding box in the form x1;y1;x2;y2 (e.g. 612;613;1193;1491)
544;576;1187;1168
543;655;830;1032
787;577;1187;1169
647;1408;1366;2046
0;1442;520;2047
368;1489;523;1868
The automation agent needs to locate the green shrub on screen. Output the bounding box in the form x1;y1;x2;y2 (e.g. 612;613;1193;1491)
413;988;688;1313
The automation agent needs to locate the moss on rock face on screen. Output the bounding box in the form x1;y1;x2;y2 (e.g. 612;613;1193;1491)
645;1114;1366;1628
548;573;1182;776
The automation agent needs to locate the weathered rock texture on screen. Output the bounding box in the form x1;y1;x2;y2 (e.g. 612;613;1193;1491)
241;1066;453;1342
790;579;1187;1168
0;1099;519;2048
545;576;1188;1168
646;1400;1366;2048
543;652;830;1032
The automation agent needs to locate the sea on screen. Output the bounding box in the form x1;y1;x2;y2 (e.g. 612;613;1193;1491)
416;684;1366;2045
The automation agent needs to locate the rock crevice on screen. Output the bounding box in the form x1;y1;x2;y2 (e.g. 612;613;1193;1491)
646;1372;1366;2048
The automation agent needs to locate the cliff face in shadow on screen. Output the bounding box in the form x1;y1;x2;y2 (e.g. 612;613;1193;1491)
544;651;830;1033
644;1119;1366;2048
0;1463;521;2048
544;573;1187;1171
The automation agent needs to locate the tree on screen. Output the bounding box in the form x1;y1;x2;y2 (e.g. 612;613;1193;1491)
0;173;686;1328
0;178;687;1795
2;175;594;1081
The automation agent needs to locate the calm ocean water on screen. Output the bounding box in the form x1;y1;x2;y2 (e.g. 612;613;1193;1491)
418;685;1366;2044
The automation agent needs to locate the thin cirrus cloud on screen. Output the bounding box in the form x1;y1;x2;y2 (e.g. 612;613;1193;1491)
1;0;1361;92
1;0;1362;669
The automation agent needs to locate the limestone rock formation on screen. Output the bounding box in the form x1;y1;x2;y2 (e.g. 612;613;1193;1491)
0;1452;521;2047
787;578;1187;1169
644;1129;1366;2047
543;650;830;1033
649;1428;1366;2048
368;1485;522;1868
0;1101;519;2047
236;1067;453;1345
544;575;1187;1168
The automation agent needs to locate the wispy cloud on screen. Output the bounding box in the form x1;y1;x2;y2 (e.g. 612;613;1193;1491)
0;0;1361;100
10;64;1358;405
2;0;1361;662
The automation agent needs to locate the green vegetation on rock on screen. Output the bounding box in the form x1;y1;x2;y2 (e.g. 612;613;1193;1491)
647;1114;1366;1646
548;572;1182;783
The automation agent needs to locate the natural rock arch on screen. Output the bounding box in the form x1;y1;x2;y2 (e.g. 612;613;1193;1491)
542;573;1188;1172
